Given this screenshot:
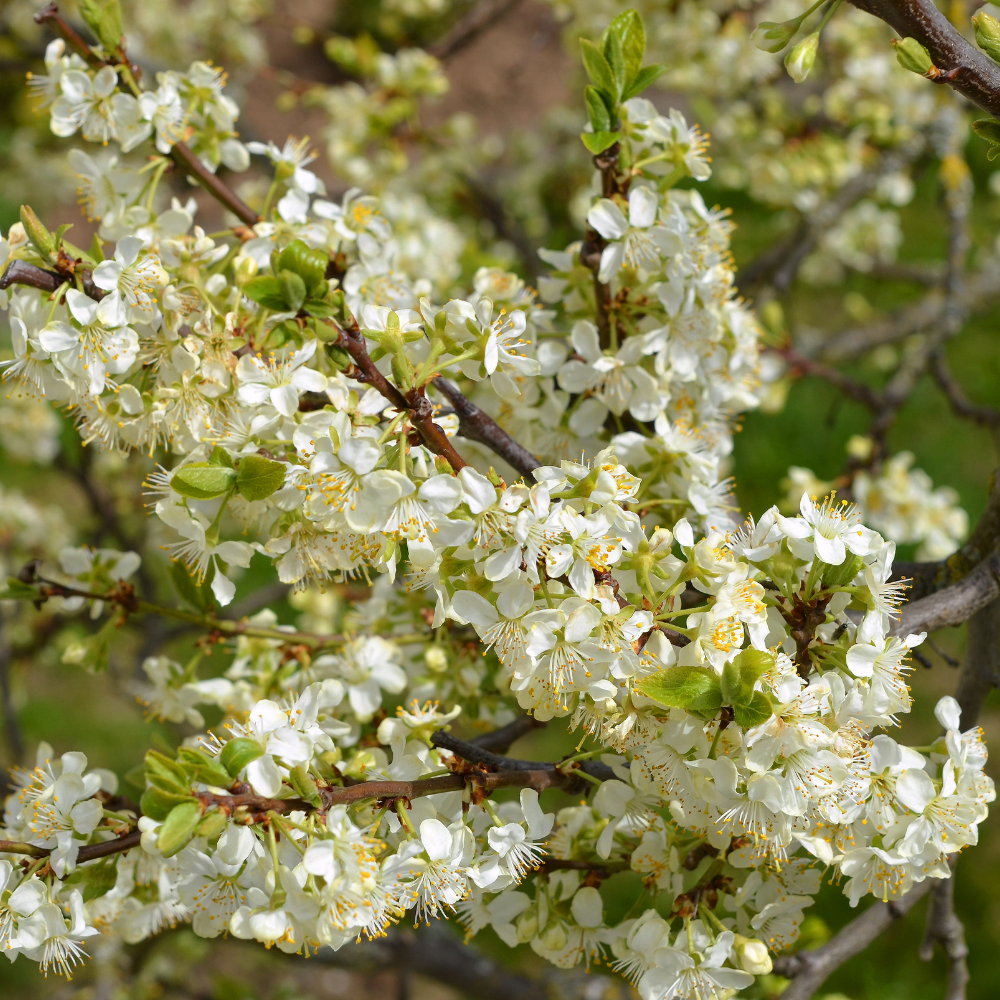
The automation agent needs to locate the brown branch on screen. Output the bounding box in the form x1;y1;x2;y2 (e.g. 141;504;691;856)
930;350;1000;428
893;551;1000;636
468;714;546;753
169;142;260;227
427;0;525;60
848;0;1000;119
955;597;1000;726
0;828;142;865
920;857;969;1000
430;730;617;782
777;347;883;411
738;143;921;294
772;880;932;999
432;377;541;477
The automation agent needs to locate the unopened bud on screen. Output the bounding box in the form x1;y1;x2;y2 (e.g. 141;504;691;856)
425;646;448;673
973;12;1000;65
234;254;258;284
6;222;27;250
734;934;773;975
19;205;55;258
892;37;935;76
752;19;800;53
785;32;819;83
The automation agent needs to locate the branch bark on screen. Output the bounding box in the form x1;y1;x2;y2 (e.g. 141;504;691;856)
432;377;541;477
920;858;969;1000
772;879;932;1000
427;0;525;61
849;0;1000;119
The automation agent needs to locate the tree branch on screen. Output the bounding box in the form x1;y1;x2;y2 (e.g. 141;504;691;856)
772;880;932;1000
431;730;617;782
849;0;1000;119
428;0;526;61
920;857;969;1000
432;377;541;477
467;714;546;752
930;349;1000;429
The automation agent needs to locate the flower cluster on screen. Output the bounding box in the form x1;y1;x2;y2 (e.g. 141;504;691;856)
0;7;988;997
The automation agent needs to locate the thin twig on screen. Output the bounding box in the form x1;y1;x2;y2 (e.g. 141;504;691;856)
427;0;526;60
432;377;541;477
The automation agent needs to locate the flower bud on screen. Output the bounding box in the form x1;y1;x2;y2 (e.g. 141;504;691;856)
6;222;27;250
973;12;1000;65
751;19;800;53
784;32;819;83
891;37;935;76
734;934;773;975
425;646;448;673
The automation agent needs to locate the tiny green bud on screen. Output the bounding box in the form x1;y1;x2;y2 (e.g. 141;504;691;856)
19;205;55;258
973;12;1000;65
751;19;800;54
784;32;819;83
891;37;935;76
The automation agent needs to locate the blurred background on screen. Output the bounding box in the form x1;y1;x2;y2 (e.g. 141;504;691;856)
0;0;998;997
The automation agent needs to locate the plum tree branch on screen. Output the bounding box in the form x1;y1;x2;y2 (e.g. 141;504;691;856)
848;0;1000;118
772;879;932;999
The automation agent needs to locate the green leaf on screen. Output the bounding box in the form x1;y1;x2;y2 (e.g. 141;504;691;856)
195;808;228;842
170;560;215;613
585;86;611;132
177;747;233;789
602;28;626;98
621;63;667;101
64;857;118;902
732;647;775;688
0;577;40;600
581;130;622;154
607;9;646;82
157;800;203;858
243;275;290;311
304;298;336;318
635;666;722;714
90;233;105;262
734;690;774;729
580;38;617;98
145;749;191;795
139;786;196;821
721;658;741;706
78;0;123;52
277;239;329;297
235;454;287;502
289;764;322;807
219;737;264;777
277;269;307;313
170;462;237;500
208;445;234;468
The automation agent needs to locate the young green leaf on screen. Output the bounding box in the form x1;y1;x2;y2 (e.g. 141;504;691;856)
78;0;124;52
635;665;722;714
220;737;264;777
177;747;233;788
585;86;612;133
208;445;235;468
581;130;622;154
145;749;192;795
242;275;290;311
195;808;228;842
621;63;667;101
733;690;774;729
732;647;775;688
602;28;626;98
277;269;307;312
170;463;237;499
606;8;646;82
140;786;196;821
235;454;287;502
157;800;204;858
0;578;41;601
580;38;617;98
